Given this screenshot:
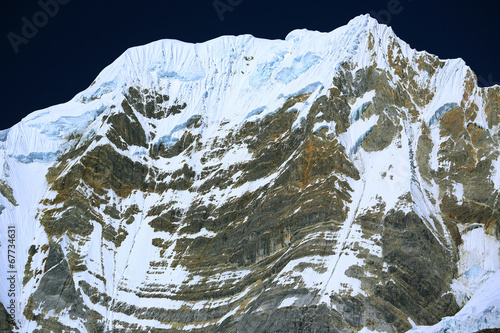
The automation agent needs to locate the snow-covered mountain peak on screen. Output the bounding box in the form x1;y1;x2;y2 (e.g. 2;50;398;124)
1;14;500;333
9;13;473;138
76;14;377;100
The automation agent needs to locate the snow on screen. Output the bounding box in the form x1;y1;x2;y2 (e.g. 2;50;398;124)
427;103;459;126
8;151;61;164
452;182;464;205
205;269;252;284
338;114;379;155
421;59;468;125
290;83;325;130
278;296;299;308
1;12;498;333
458;226;500;277
491;156;500;189
180;227;217;239
359;328;381;333
318;177;367;304
217;306;239;325
349;90;376;124
450;226;500;308
313;120;333;134
410;226;500;332
0;129;9;141
275;52;322;83
410;270;500;333
348;130;412;215
428;126;441;171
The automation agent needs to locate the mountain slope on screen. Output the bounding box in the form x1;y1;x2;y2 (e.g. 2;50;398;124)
1;14;499;332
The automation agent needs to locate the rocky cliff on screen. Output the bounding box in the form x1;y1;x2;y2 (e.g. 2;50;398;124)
0;14;499;333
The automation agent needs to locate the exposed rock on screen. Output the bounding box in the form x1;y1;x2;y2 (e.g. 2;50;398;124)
0;302;15;332
0;180;17;206
3;15;500;332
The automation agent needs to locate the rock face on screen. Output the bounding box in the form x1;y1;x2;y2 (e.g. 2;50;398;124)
0;14;499;333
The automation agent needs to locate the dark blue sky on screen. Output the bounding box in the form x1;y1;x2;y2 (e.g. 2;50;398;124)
1;0;499;130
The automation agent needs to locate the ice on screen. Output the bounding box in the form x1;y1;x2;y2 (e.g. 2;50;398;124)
350;102;372;123
280;81;324;100
5;122;60;157
0;129;9;142
8;151;60;164
313;120;332;134
155;134;179;149
87;80;118;101
457;227;500;278
248;53;284;88
349;90;376;124
338;106;379;156
148;50;207;82
24;102;107;134
275;52;321;83
427;103;459;126
351;125;375;154
409;271;500;333
421;59;467;124
158;69;206;82
153;114;202;148
410;226;500;332
245;106;266;119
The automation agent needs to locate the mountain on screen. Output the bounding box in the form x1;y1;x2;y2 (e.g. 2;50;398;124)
1;14;499;333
